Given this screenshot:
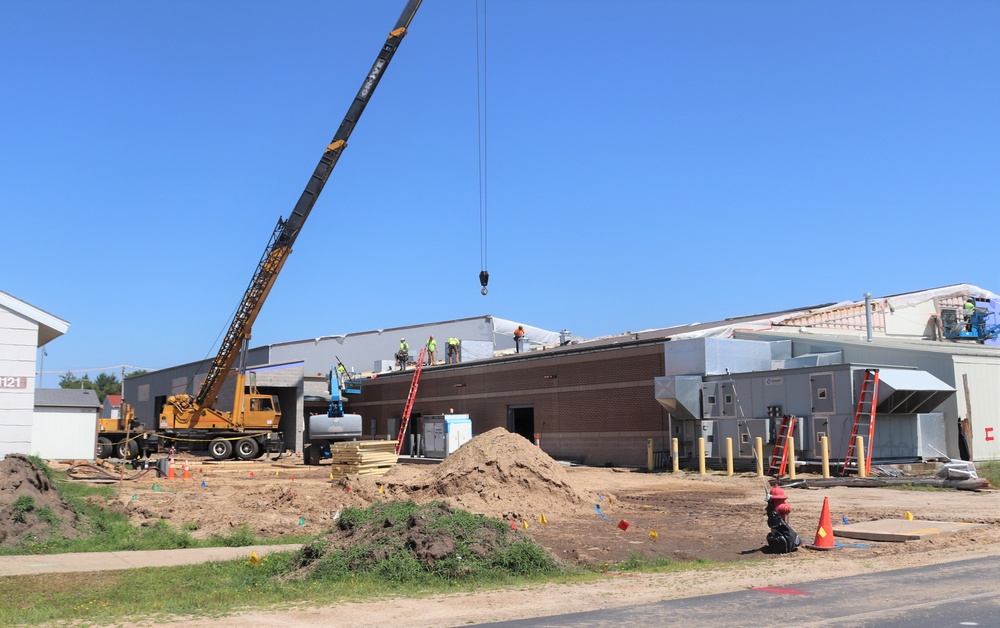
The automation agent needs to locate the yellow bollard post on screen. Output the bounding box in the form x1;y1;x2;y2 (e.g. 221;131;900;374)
787;436;797;480
725;437;734;476
647;439;654;472
698;437;706;475
671;438;679;473
821;435;831;479
856;436;867;478
755;437;764;477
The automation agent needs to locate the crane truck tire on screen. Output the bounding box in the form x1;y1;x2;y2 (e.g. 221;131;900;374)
235;437;260;461
209;438;233;461
115;439;139;460
96;437;113;459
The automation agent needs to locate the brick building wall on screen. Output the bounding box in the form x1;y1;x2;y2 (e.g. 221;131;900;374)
349;343;670;466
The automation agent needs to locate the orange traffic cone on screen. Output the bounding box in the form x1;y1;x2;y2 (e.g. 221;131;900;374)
167;455;176;480
182;459;191;480
811;496;836;550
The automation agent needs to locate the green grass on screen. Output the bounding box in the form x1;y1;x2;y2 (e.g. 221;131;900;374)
312;501;557;582
0;550;581;625
0;545;727;625
977;460;1000;488
0;462;723;625
0;500;592;625
11;496;35;524
0;469;314;556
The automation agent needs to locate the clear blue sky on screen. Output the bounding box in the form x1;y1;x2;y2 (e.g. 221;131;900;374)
3;1;998;383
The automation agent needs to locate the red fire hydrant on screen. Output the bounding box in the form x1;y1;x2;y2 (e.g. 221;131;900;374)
769;486;792;522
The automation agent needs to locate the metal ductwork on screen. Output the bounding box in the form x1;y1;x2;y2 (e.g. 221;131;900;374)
873;368;955;415
654;375;703;419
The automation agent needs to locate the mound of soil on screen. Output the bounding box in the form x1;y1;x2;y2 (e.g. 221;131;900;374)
289;501;551;580
0;455;83;546
350;428;599;520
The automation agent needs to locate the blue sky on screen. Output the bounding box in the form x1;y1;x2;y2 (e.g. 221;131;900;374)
3;1;998;382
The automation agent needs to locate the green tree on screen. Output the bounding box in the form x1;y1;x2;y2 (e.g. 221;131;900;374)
92;373;121;403
59;372;92;390
125;369;148;379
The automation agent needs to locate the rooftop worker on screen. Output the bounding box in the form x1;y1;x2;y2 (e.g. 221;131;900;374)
514;325;525;353
397;338;410;370
964;297;976;332
447;336;461;364
426;335;437;365
336;363;346;390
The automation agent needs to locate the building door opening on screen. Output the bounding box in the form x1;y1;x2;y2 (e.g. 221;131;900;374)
408;412;422;455
507;405;534;443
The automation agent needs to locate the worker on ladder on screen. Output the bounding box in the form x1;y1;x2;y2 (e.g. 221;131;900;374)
396;338;410;371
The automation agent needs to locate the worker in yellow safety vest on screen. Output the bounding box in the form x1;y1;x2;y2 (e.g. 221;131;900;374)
426;336;437;365
964;298;976;332
447;337;460;364
397;338;410;370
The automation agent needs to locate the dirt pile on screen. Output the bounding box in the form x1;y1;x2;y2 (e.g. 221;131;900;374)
355;428;597;520
0;455;82;546
288;501;554;581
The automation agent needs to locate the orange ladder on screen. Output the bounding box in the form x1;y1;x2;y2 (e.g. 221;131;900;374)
395;347;427;455
842;368;880;476
767;415;796;476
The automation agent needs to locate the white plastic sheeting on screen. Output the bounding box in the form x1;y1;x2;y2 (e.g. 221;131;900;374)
491;317;562;347
656;284;999;343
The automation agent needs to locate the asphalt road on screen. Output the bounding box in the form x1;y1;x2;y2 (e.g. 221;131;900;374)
480;555;1000;627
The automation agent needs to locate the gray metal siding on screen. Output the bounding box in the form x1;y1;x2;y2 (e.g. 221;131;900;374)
269;317;497;376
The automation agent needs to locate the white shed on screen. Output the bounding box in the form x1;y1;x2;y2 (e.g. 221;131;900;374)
33;388;101;460
0;290;69;459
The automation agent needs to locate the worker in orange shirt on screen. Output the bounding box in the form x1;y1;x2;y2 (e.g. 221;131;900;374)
514;325;525;353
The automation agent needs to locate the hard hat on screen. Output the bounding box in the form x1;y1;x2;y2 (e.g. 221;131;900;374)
401;338;405;341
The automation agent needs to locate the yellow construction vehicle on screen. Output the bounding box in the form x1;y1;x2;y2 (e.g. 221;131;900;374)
148;0;422;460
96;401;147;459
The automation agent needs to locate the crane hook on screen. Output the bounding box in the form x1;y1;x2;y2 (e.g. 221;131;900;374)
479;270;489;296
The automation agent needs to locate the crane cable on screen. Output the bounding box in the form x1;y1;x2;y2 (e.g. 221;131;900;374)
476;0;490;296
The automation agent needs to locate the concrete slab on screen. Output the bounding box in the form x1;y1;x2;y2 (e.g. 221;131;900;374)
833;519;986;543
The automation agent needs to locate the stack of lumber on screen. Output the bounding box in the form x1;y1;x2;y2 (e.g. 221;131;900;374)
329;440;398;478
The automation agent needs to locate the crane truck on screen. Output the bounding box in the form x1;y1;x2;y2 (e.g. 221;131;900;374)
124;1;422;461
